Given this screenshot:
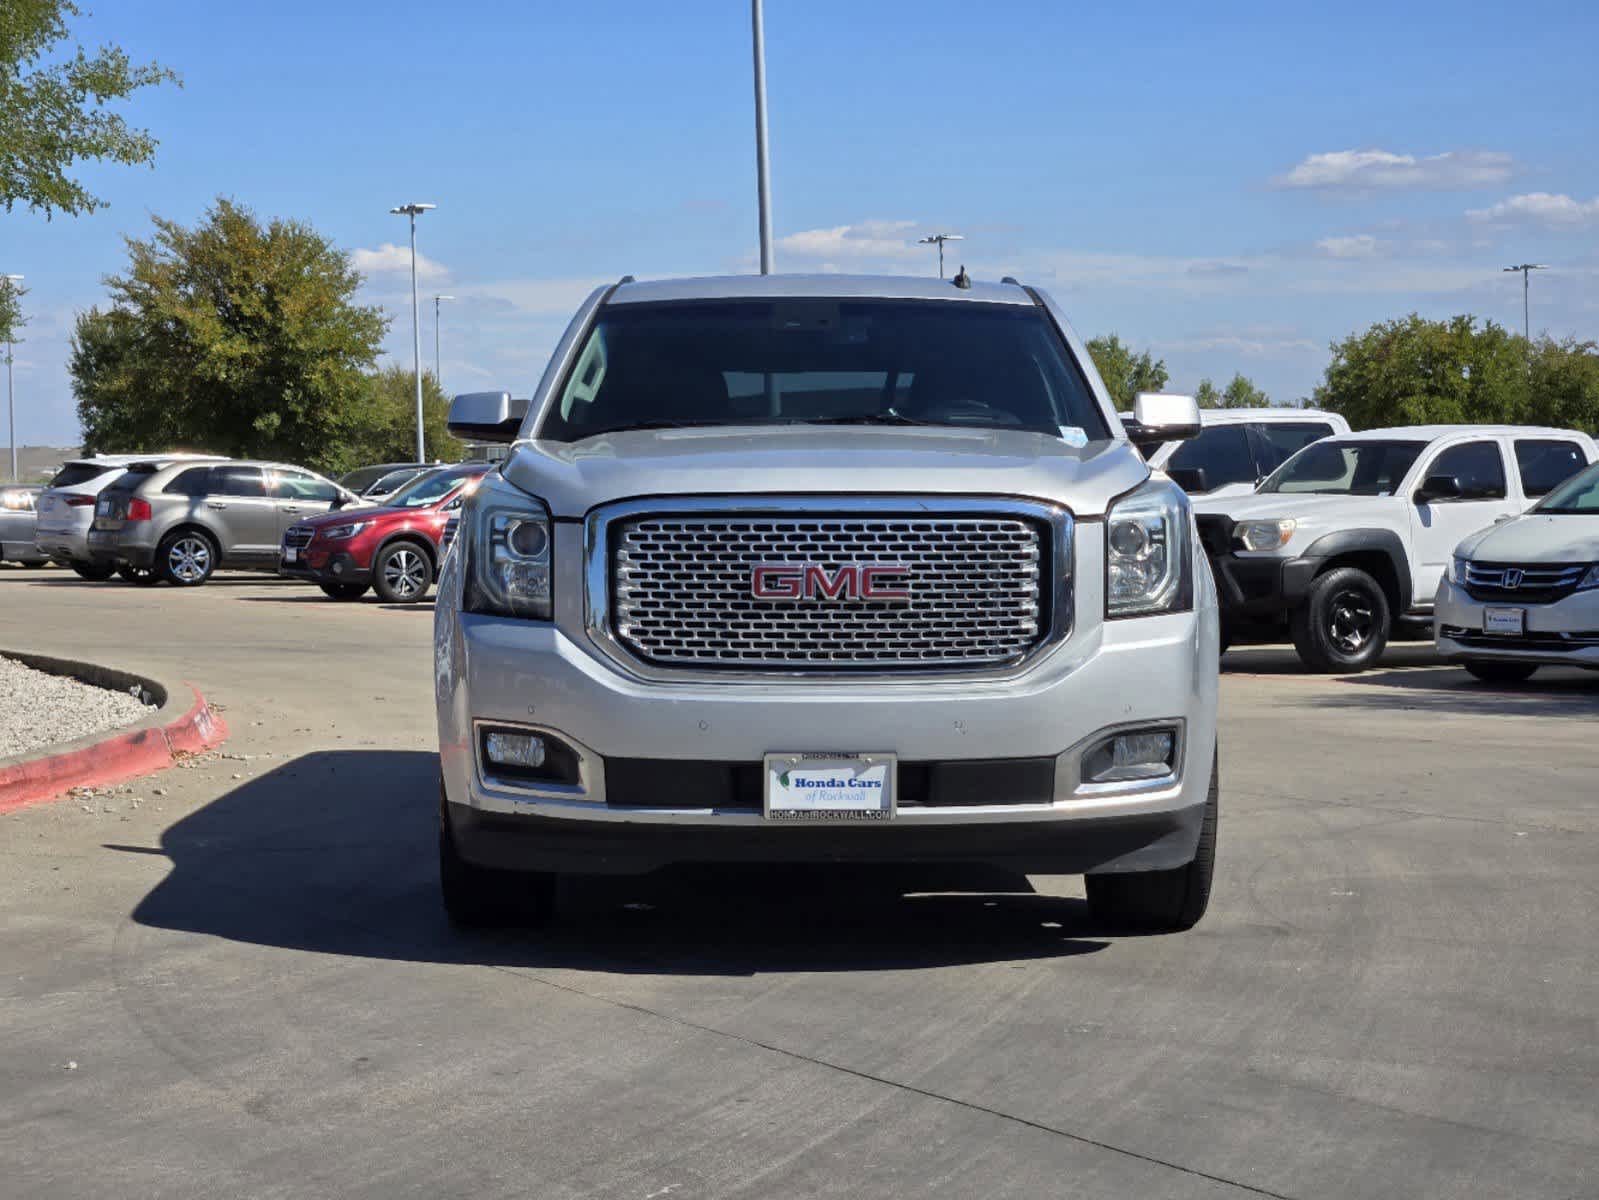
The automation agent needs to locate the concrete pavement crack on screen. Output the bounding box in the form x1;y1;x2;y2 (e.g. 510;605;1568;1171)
492;964;1300;1200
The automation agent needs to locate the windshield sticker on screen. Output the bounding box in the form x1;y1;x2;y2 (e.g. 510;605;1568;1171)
1059;426;1089;447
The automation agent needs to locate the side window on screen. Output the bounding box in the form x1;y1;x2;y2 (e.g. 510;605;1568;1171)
212;466;266;498
272;470;339;502
1427;442;1507;500
1250;422;1334;475
1514;439;1587;498
163;467;213;497
1167;425;1257;491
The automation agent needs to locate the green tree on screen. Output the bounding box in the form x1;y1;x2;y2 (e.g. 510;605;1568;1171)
1196;374;1271;408
1526;337;1599;433
1312;314;1528;430
358;364;464;466
1085;333;1169;410
1194;378;1221;408
1;0;180;217
0;275;25;354
72;198;390;473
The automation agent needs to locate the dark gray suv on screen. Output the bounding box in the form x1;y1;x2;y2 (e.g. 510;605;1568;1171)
88;460;359;586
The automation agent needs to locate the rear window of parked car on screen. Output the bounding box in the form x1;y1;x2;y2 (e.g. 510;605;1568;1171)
164;467;213;496
1514;439;1588;497
48;463;114;489
1167;425;1257;491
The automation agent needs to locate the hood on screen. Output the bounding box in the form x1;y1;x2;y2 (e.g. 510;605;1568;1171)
1197;491;1397;524
293;503;410;529
1457;512;1599;563
500;426;1149;518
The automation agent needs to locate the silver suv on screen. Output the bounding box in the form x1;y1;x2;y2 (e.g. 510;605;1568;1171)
88;459;358;586
434;274;1221;931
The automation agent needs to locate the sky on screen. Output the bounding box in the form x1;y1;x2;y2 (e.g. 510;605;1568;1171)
4;0;1597;446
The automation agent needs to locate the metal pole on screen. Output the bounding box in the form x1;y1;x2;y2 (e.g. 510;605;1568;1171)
434;296;442;396
408;212;425;462
938;240;945;280
6;336;13;482
1523;268;1530;342
751;0;773;274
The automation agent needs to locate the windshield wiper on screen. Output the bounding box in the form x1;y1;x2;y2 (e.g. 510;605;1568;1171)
799;412;935;426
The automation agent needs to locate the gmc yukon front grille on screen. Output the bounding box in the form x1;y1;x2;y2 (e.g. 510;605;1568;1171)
600;500;1063;673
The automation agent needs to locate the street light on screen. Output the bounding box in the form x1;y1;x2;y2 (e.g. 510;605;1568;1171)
433;295;455;396
751;0;774;273
1502;263;1548;342
918;233;964;279
390;203;436;461
2;274;21;483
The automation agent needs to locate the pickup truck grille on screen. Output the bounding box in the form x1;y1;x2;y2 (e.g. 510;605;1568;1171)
608;508;1052;671
1463;562;1587;604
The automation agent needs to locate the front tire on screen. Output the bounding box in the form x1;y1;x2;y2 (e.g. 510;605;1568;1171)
319;581;369;601
373;541;433;603
1289;566;1391;673
71;561;116;582
439;792;555;928
157;530;218;587
1463;659;1539;685
1086;752;1218;933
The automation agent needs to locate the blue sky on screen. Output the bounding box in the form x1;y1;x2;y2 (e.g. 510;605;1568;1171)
5;0;1597;445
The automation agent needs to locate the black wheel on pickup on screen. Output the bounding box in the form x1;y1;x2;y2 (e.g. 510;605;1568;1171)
438;783;555;928
1462;659;1539;685
1289;566;1390;673
1085;752;1218;933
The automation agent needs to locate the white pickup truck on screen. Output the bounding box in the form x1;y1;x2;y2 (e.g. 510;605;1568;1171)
1199;425;1598;670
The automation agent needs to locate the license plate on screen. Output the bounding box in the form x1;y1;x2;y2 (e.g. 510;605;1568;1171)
283;546;298;563
1484;607;1525;635
764;753;895;822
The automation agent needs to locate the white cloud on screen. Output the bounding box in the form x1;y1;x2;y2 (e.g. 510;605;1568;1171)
1466;192;1599;228
777;219;924;262
351;242;448;282
1315;234;1380;259
1156;329;1320;358
1275;149;1513;191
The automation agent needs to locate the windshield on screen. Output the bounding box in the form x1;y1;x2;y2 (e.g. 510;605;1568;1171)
386;467;485;508
537;299;1110;443
366;467;426;496
1534;461;1599;514
1259;439;1426;496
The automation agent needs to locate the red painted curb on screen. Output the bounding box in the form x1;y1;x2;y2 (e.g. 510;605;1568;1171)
0;685;229;815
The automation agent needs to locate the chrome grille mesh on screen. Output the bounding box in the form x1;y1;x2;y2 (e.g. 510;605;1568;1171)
611;513;1047;669
1464;561;1587;603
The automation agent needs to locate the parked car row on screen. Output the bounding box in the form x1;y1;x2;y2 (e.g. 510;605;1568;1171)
8;452;486;603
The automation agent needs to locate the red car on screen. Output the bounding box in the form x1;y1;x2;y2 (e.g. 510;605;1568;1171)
280;464;489;602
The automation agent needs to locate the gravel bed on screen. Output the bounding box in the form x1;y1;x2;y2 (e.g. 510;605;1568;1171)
0;656;155;759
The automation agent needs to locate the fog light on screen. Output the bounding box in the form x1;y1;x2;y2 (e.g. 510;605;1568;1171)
1083;728;1177;784
485;731;546;770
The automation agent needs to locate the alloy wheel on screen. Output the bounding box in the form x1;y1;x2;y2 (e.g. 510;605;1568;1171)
169;536;212;583
384;548;426;598
1327;588;1374;654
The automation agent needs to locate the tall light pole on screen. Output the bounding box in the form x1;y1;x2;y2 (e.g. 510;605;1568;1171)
918;233;964;279
1502;263;1548;342
2;274;21;482
433;295;455;398
390;203;436;462
751;0;773;273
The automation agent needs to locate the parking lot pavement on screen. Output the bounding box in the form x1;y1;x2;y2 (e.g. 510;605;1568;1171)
1;566;1596;1199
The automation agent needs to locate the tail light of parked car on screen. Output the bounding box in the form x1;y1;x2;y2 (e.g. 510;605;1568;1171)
125;498;153;522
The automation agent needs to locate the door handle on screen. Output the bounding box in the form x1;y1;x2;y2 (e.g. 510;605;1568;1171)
282;506;301;514
206;501;228;510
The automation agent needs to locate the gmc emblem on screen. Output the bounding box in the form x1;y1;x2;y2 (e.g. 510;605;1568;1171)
751;562;911;602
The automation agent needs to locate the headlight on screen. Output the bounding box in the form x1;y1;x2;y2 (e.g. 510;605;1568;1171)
1106;478;1193;618
320;521;369;541
0;488;35;512
1449;556;1469;585
465;501;552;620
1233;518;1296;552
1578;564;1599;592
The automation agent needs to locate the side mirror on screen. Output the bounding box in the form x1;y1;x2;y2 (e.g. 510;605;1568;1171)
448;391;531;444
1125;393;1202;450
1415;474;1462;504
1165;466;1210;494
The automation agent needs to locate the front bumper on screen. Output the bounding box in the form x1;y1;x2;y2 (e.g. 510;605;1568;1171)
1435;576;1599;670
437;529;1220;876
279;546;373;586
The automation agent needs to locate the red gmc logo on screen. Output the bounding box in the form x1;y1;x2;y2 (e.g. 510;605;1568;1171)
751;563;911;602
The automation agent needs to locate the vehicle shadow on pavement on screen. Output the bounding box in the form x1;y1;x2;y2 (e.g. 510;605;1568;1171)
124;750;1110;975
1222;644;1442;675
1323;665;1599;717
